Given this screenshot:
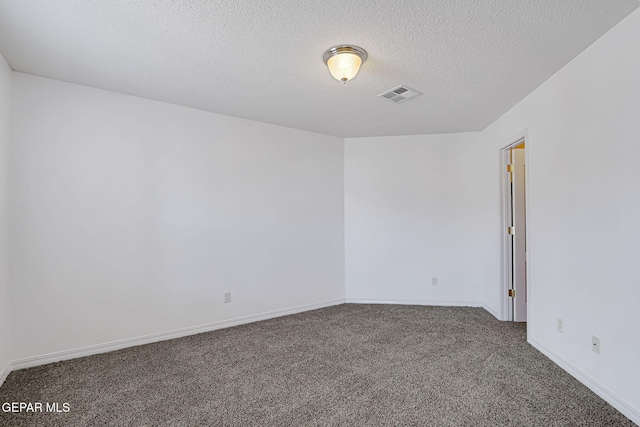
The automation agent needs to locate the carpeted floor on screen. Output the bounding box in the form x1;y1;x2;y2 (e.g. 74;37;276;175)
0;304;635;426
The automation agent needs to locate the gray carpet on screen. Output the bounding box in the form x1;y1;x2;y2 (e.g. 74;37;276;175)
0;304;635;426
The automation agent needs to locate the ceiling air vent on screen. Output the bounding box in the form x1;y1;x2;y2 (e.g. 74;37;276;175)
378;85;423;104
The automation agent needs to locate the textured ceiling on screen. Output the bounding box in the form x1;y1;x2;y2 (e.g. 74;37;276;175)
0;1;638;138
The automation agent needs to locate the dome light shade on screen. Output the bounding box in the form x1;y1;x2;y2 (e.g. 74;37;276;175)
323;45;367;83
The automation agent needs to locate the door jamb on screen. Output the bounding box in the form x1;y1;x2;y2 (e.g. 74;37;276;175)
499;130;531;326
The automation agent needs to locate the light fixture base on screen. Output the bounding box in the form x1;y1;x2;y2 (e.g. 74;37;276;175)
322;45;368;65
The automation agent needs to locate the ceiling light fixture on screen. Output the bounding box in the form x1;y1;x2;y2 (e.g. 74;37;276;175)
323;45;368;84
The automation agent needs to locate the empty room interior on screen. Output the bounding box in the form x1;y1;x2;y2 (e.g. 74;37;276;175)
1;1;639;425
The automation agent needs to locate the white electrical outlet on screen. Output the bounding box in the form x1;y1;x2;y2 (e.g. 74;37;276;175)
224;291;231;304
592;336;601;354
431;277;438;286
557;318;564;333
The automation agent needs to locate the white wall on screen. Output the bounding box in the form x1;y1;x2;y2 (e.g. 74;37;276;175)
345;132;493;308
0;52;11;377
478;8;640;421
8;73;345;360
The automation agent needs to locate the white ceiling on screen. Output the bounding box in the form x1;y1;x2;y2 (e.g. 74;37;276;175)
0;1;638;138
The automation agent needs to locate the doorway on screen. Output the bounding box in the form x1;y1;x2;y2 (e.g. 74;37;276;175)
501;138;528;322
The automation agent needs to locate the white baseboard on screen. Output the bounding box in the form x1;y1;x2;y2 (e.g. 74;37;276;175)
0;361;11;386
529;336;640;425
346;299;503;321
481;303;502;320
0;298;345;387
346;298;484;307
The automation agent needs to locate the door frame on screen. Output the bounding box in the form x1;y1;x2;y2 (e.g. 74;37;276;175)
499;130;532;324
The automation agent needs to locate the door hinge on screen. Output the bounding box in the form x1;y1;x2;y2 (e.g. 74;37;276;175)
508;226;515;235
506;164;514;173
508;289;515;298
